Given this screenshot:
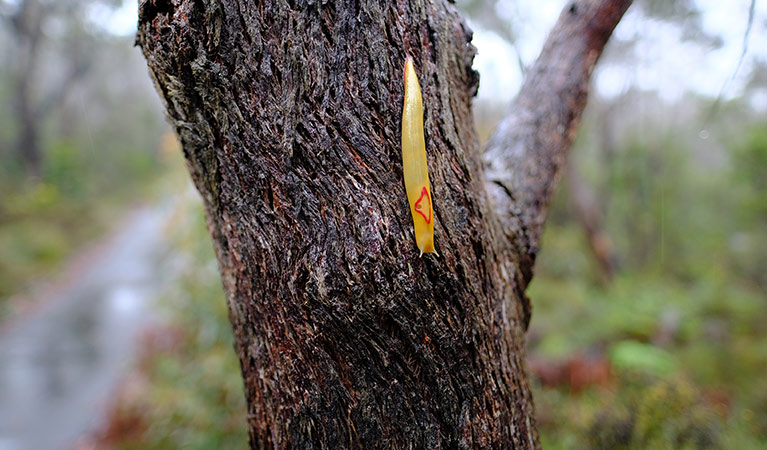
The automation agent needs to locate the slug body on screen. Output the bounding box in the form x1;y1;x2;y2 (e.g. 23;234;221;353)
401;57;436;255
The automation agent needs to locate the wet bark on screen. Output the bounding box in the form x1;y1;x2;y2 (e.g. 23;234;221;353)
136;0;630;447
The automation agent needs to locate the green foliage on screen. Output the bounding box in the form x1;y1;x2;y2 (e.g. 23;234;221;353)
110;115;767;448
590;376;722;450
539;373;767;450
0;24;168;312
609;341;677;375
0;142;164;304
0;100;166;312
0;182;104;299
530;121;767;448
733;126;767;197
728;126;767;288
44;141;89;197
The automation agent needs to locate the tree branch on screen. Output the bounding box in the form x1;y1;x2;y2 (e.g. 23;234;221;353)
483;0;632;285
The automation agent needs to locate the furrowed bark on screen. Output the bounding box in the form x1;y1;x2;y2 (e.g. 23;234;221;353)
136;0;629;448
484;0;632;288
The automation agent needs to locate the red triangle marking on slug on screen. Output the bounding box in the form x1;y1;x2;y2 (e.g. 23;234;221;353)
414;186;432;224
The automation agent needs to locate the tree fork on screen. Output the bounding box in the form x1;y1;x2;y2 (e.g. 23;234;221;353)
137;0;630;447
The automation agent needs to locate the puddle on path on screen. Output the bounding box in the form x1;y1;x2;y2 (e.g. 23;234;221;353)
0;207;169;450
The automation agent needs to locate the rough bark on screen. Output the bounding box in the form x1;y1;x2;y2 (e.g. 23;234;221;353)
136;0;630;448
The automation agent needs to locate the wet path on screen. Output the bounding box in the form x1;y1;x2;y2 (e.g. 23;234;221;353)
0;207;168;450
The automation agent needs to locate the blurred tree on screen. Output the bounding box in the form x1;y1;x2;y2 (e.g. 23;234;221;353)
0;0;119;178
137;0;630;447
459;0;763;279
0;0;167;302
567;160;617;280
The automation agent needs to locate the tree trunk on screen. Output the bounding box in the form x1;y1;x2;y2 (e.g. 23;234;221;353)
16;81;42;179
9;0;45;178
5;0;94;179
136;0;630;447
567;161;617;281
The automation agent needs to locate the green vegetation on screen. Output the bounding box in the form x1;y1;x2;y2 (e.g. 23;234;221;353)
0;136;164;305
530;121;767;449
0;30;168;318
110;117;767;448
2;1;764;447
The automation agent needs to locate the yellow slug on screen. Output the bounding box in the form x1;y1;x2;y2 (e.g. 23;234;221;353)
401;56;436;256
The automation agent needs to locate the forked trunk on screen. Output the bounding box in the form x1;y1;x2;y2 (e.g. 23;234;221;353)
137;0;630;447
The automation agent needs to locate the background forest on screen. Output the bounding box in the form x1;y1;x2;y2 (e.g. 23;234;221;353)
0;0;765;448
